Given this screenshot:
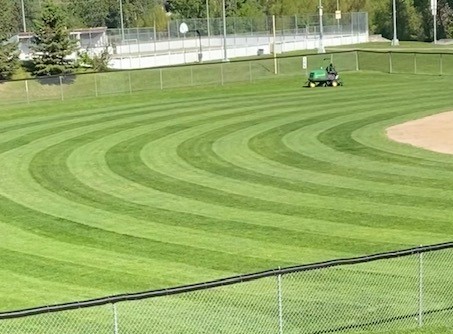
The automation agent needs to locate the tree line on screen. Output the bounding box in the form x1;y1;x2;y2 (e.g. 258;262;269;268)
0;0;452;79
1;0;452;39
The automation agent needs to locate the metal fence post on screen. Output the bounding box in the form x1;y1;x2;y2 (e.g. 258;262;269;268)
440;54;443;76
355;51;359;71
59;76;64;101
94;74;98;97
277;272;283;334
113;303;119;334
25;80;30;104
128;72;132;94
418;250;423;327
389;52;393;74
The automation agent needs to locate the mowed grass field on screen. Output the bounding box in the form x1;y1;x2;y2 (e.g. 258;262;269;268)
2;56;453;332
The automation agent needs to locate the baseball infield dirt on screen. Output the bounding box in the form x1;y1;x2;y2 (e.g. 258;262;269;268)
386;111;453;155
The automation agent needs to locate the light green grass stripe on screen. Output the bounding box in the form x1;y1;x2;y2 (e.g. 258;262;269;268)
283;109;453;180
0;221;222;287
136;109;453;222
352;111;453;164
211;108;453;201
64;110;358;257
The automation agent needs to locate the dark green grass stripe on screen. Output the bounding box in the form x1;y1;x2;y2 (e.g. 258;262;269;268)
20;100;415;253
0;86;297;127
17;75;453;237
23;103;401;255
1;90;308;157
104;117;453;235
0;248;165;292
0;90;296;138
250;112;453;190
0;196;289;274
317;112;453;170
177;114;453;211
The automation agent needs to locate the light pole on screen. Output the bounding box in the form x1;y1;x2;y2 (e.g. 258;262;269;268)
20;0;27;32
391;0;399;46
431;0;437;44
206;0;210;37
336;0;340;32
318;0;325;53
119;0;125;41
222;0;228;61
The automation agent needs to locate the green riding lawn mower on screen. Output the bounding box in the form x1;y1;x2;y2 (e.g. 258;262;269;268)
306;61;343;88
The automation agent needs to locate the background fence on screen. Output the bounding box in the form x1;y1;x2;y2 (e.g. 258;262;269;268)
107;13;368;52
105;13;368;68
107;13;368;43
1;243;453;333
2;50;453;106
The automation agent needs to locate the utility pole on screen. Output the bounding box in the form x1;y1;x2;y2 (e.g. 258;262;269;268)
206;0;210;36
21;0;27;32
391;0;399;46
222;0;228;61
318;0;325;53
119;0;125;41
431;0;437;44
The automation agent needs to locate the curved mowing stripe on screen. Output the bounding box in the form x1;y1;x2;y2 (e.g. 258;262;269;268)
1;73;453;311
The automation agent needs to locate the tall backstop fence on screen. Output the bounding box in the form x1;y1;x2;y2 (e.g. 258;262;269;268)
2;50;453;106
104;13;368;68
1;242;453;333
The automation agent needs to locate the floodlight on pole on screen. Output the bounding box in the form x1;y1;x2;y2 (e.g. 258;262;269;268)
318;0;325;53
391;0;399;46
222;0;228;61
119;0;125;41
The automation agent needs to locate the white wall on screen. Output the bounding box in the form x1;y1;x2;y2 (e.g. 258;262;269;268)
110;33;368;70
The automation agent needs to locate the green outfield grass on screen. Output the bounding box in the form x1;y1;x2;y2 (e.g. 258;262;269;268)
2;56;453;332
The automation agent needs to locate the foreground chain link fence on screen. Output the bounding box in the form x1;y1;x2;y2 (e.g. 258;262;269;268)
2;50;453;107
1;243;453;333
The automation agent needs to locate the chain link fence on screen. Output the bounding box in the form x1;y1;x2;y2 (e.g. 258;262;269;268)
1;243;453;333
103;13;368;68
107;13;368;47
2;50;453;106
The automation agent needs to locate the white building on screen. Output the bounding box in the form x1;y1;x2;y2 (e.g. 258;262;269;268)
15;27;108;61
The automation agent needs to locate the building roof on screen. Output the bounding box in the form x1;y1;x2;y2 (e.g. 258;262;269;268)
16;27;107;39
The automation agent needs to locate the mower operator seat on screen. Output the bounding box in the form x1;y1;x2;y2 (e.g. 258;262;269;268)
326;63;336;74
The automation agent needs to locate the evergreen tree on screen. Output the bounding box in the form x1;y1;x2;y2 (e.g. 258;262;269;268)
0;40;19;80
0;0;20;80
31;1;77;76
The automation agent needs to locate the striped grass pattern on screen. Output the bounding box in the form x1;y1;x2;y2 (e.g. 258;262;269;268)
1;71;453;317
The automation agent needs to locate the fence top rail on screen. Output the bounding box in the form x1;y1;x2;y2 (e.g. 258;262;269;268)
354;49;453;55
1;241;452;320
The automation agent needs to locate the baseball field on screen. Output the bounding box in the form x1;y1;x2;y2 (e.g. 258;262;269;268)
1;45;453;333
